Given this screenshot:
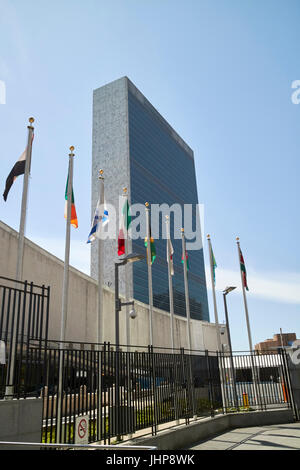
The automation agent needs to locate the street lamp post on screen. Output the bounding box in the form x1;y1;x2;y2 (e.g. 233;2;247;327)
114;252;145;441
223;287;239;410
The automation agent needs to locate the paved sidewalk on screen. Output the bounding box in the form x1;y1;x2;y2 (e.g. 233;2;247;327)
188;423;300;450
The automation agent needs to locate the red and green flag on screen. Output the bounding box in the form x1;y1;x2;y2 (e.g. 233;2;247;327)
239;247;249;291
64;175;78;228
118;198;132;256
145;230;156;265
181;250;189;271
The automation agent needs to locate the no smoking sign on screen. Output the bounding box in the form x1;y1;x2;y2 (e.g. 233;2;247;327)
75;415;89;445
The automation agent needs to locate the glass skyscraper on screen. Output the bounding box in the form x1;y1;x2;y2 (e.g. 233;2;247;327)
92;77;209;322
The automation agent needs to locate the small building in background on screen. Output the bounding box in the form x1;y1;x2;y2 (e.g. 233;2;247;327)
255;333;297;353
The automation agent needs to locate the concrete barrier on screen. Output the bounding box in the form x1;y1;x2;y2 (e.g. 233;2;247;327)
0;398;43;449
127;408;294;450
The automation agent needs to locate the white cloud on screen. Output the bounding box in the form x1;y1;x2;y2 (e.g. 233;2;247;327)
205;266;300;305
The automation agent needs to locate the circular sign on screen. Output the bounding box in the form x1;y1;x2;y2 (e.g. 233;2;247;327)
78;418;88;439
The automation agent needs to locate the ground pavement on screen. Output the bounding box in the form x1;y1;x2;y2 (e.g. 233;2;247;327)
188;422;300;450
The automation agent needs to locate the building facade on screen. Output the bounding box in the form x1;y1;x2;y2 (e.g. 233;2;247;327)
92;77;209;324
255;333;297;353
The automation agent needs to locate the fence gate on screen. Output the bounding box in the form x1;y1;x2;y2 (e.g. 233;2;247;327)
0;276;50;398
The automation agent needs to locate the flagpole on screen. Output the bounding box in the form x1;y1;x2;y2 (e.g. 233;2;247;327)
5;117;34;398
57;146;75;444
16;117;34;281
207;235;222;352
166;216;175;352
97;170;104;346
236;237;253;351
145;202;154;346
181;228;197;420
123;188;131;352
236;237;261;408
181;228;192;352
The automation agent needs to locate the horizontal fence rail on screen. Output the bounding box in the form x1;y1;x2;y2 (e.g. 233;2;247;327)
0;441;157;450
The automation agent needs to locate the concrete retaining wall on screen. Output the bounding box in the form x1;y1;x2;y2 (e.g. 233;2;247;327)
0;220;227;351
127;408;294;450
0;398;43;449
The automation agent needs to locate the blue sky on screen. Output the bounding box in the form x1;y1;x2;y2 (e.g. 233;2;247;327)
0;0;299;351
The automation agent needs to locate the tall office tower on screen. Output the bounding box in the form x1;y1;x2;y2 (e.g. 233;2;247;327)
92;77;209;322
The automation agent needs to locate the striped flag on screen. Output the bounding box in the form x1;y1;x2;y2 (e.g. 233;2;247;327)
167;236;174;276
145;228;156;265
87;199;109;243
118;197;131;256
3;134;34;201
239;246;249;291
64;175;78;228
181;250;189;271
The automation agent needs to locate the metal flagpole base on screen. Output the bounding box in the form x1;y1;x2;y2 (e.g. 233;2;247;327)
4;386;14;400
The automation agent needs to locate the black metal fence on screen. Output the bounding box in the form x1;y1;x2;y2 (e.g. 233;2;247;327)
219;350;297;416
0;276;50;398
40;343;223;444
0;276;297;444
37;342;296;444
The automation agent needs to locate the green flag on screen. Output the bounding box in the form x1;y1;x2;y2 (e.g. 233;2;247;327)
211;245;217;285
145;234;156;264
181;250;189;271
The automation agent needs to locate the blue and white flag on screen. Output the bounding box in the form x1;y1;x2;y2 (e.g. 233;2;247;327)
87;199;109;243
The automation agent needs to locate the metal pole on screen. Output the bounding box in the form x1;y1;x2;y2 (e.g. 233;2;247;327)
60;148;74;344
236;237;260;408
181;228;196;420
280;328;284;349
236;238;253;351
57;146;75;444
114;262;121;440
145;203;154;346
97;170;104;345
207;235;222;352
181;229;192;352
123;188;131;352
5;118;34;398
16;118;34;282
166;216;175;352
223;293;239;410
115;263;120;352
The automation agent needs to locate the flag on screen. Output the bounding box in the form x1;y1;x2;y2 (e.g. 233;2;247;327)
181;250;189;271
3;133;34;201
118;197;131;256
210;245;217;285
167;237;174;276
64;175;78;228
239;246;249;291
145;229;156;265
87;199;109;243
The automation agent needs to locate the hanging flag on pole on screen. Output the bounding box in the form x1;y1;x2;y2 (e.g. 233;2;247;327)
87;199;109;243
238;245;249;291
118;196;131;256
4;118;34;399
64;175;78;228
144;232;156;264
181;250;189;271
167;232;174;276
210;244;217;285
3;134;34;201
